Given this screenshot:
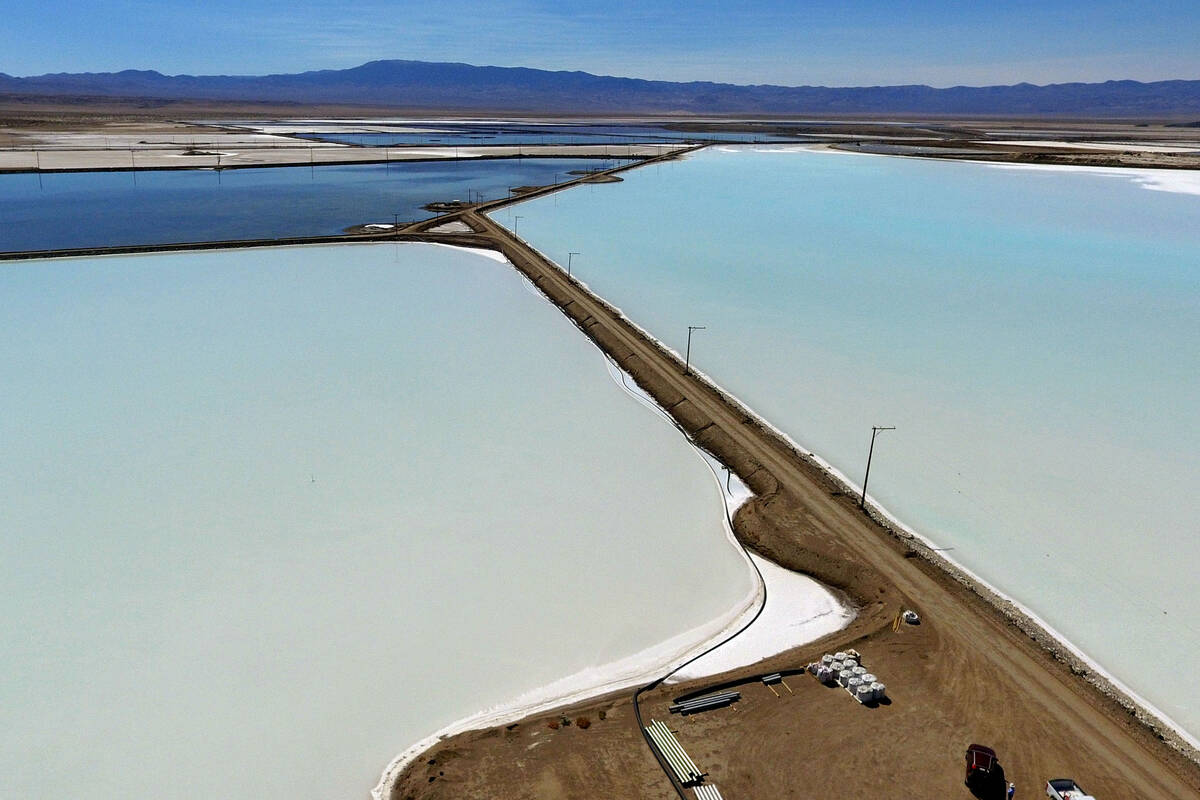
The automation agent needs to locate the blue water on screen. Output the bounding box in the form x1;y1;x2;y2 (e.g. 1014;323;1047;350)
0;243;755;800
501;146;1200;738
0;158;623;252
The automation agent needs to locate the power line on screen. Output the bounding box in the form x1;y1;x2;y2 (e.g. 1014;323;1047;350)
860;425;895;509
685;326;706;375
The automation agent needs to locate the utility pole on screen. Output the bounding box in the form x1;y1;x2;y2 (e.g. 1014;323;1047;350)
860;426;895;509
513;215;523;235
685;326;706;375
567;251;579;277
393;213;400;239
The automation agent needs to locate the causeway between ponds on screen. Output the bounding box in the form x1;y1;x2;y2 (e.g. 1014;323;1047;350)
382;194;1200;799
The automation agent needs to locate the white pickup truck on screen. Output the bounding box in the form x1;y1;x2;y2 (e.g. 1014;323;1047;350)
1046;778;1097;800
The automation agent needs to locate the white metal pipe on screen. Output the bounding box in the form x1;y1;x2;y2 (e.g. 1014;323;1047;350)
650;721;701;778
646;725;694;781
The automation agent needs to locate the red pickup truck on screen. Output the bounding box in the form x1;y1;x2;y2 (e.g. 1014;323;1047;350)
965;743;999;788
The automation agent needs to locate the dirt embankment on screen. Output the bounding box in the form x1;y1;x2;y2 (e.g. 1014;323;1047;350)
6;119;1191;797
385;207;1200;800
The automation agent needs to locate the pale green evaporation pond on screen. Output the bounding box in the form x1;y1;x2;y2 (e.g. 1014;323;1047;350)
0;243;753;799
502;146;1200;738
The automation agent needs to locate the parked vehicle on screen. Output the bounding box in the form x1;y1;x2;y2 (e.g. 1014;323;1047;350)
965;743;999;787
1045;778;1097;799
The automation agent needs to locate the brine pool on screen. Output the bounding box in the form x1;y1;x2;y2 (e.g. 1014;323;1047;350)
502;144;1200;741
1;242;820;799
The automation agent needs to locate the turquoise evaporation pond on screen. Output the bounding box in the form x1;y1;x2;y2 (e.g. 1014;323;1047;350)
0;243;752;799
501;146;1200;737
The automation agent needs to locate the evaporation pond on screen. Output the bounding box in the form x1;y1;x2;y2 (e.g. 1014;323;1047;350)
502;145;1200;739
0;158;619;252
0;242;754;799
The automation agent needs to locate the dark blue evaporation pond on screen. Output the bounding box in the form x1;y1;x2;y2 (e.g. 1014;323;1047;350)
0;157;628;252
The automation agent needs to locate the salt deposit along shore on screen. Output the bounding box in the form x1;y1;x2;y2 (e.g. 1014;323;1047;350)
4;128;1195;796
598;354;858;686
372;273;857;800
383;203;1200;799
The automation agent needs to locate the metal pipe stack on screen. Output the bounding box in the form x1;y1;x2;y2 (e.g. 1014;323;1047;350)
668;691;741;715
645;719;705;785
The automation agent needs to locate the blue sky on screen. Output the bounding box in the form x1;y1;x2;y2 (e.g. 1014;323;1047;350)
2;0;1197;86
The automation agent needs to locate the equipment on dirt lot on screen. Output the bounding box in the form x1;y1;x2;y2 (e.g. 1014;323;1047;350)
808;651;886;702
668;691;740;716
645;719;705;786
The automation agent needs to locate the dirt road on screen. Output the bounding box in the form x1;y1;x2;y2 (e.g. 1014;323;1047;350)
386;201;1200;799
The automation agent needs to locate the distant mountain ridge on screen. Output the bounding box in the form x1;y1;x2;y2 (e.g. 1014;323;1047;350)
1;60;1198;116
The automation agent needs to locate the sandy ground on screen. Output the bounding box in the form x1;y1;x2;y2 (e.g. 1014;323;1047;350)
3;107;1198;172
985;139;1200;153
5;106;1199;795
0;127;684;172
0;114;684;172
835;141;1200;170
382;205;1200;800
911;145;1200;170
823;120;1200;169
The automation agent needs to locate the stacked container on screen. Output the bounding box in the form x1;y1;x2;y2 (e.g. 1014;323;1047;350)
810;651;887;704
